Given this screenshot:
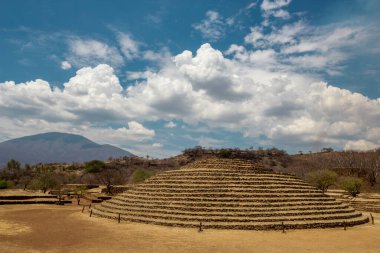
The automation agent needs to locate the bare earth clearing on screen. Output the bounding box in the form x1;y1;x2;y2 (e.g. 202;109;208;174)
0;205;379;253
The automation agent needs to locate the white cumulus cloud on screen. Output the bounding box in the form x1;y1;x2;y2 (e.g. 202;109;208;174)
1;45;379;153
60;60;72;70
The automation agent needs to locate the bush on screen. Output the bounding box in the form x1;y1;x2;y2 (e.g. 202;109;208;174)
74;185;88;195
131;169;154;184
85;160;106;173
64;165;79;171
340;176;363;197
219;149;232;158
306;169;338;193
0;180;9;189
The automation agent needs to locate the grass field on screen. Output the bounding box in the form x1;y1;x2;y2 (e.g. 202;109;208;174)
0;204;379;253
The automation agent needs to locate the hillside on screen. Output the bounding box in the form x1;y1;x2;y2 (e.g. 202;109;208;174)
0;132;134;168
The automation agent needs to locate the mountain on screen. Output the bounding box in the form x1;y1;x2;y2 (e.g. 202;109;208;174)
0;132;134;168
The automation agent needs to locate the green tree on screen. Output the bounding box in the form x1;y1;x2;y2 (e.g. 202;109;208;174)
84;160;106;173
6;159;21;170
1;159;23;186
32;169;59;193
306;169;338;193
340;176;363;197
20;164;33;190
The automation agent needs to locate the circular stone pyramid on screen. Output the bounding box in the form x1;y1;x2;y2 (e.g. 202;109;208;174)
92;158;369;230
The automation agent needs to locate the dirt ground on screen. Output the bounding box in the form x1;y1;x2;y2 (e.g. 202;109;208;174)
0;204;379;253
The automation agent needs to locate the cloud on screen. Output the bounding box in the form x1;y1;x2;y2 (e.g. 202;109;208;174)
1;0;379;156
66;38;124;68
74;121;155;144
344;140;379;151
60;60;72;70
116;32;139;60
142;47;172;63
197;136;225;148
260;0;292;20
246;2;258;10
261;0;292;11
0;64;155;151
1;46;379;153
239;19;369;75
152;142;163;148
0;24;380;152
245;21;306;48
165;121;177;128
124;44;380;151
193;11;226;42
63;64;122;97
244;26;264;47
271;9;290;19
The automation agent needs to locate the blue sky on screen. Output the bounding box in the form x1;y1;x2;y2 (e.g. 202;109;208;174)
0;0;379;157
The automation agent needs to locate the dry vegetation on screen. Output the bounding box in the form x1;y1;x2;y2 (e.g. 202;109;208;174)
0;147;379;196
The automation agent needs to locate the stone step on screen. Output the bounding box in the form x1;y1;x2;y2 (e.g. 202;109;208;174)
145;179;311;186
92;206;363;223
137;183;316;190
102;200;349;213
183;163;259;166
0;195;58;200
130;187;321;194
107;198;343;208
148;176;303;181
183;167;270;172
180;163;259;167
115;194;336;203
99;202;354;217
90;159;369;230
150;177;304;183
91;208;369;230
159;171;297;178
123;191;327;198
0;198;71;205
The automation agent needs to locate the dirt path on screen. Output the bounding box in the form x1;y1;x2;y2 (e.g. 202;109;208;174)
0;204;379;253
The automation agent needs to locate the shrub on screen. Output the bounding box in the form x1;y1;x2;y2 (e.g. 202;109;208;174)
131;169;154;184
0;180;9;189
85;160;106;173
219;149;232;158
306;169;338;193
65;165;79;171
74;185;88;195
340;176;363;197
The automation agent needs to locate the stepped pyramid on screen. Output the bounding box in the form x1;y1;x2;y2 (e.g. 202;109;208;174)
92;158;369;230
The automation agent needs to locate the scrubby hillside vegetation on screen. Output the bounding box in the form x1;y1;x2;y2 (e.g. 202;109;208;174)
284;149;380;193
182;146;380;193
0;156;188;193
0;146;379;195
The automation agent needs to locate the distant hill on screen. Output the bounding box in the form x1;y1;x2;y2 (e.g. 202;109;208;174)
0;132;134;168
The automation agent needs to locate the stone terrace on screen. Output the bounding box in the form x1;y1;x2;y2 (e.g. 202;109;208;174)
92;158;369;230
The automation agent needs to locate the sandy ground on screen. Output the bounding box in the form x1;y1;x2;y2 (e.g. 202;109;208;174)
0;204;379;253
